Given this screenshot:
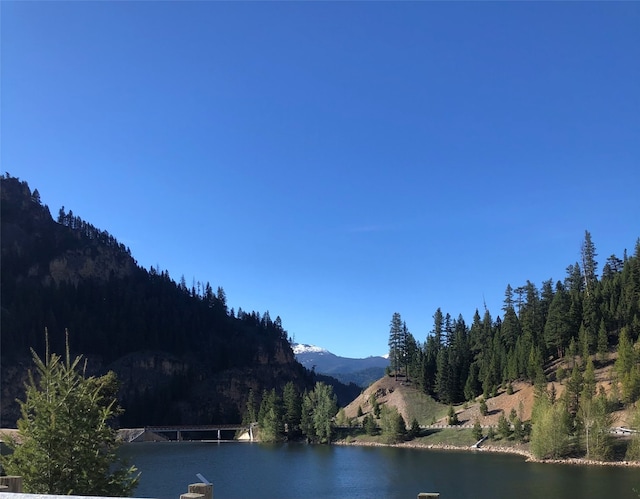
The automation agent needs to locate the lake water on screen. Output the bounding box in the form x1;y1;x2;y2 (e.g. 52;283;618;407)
120;441;640;499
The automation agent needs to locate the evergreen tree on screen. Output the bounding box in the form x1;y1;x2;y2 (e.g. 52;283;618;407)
581;357;597;402
581;292;600;356
497;413;511;440
388;312;405;379
565;363;584;418
512;417;525;442
581;230;599;297
215;286;227;313
283;381;302;433
519;280;543;347
423;335;439;395
404;327;421;383
447;405;459;425
479;398;488;416
501;305;521;352
448;315;471;402
544;281;572;358
464;362;481;401
258;389;284;442
472;419;483;441
540;279;555;329
380;405;406;444
469;309;483;355
432;308;444;347
597;319;609;363
503;284;515;312
527;345;545;384
1;335;138;495
372;396;382;419
243;389;257;424
435;349;451;403
363;414;377;435
408;418;421;438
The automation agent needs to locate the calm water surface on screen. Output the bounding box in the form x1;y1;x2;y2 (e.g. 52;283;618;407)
120;441;640;499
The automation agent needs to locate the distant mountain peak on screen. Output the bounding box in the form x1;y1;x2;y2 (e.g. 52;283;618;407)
292;342;389;387
292;343;328;355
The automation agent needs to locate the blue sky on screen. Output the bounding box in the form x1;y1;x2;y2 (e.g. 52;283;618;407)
2;2;639;358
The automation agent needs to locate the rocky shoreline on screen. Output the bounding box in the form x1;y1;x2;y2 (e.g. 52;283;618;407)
334;438;640;468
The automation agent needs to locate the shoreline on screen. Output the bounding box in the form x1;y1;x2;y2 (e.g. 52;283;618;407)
334;438;640;468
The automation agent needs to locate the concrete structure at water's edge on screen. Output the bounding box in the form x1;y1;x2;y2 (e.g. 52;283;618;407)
118;424;254;442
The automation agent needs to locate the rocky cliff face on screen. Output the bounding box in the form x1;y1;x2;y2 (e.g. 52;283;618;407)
1;177;136;286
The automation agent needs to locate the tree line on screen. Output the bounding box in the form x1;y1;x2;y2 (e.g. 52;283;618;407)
244;381;338;444
246;380;414;445
57;206;132;256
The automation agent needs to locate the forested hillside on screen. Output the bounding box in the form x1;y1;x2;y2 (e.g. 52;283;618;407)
382;233;640;460
387;231;640;405
0;174;319;426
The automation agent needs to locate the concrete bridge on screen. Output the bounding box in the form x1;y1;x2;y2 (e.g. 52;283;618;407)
120;424;254;443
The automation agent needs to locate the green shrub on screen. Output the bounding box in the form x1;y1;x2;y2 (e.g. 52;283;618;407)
479;398;488;416
472;420;483;441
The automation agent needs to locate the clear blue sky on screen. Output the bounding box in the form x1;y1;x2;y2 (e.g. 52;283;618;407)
2;2;639;358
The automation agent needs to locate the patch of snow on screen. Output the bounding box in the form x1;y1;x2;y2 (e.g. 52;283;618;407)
292;343;328;355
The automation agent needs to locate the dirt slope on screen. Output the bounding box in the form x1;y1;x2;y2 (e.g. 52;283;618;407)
343;356;632;428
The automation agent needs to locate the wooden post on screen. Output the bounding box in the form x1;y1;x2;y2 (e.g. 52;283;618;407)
189;482;213;499
417;494;439;499
180;493;204;499
0;475;23;492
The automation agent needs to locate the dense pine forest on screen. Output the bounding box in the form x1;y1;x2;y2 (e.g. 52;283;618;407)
1;175;363;427
388;232;640;405
2;175;288;364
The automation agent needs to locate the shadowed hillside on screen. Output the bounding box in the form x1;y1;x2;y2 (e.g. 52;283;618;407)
0;175;323;426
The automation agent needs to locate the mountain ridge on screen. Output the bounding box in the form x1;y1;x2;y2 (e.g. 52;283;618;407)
0;175;323;426
292;342;389;387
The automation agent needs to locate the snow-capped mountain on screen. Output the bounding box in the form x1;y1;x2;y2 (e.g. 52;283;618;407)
292;343;329;355
292;343;389;387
